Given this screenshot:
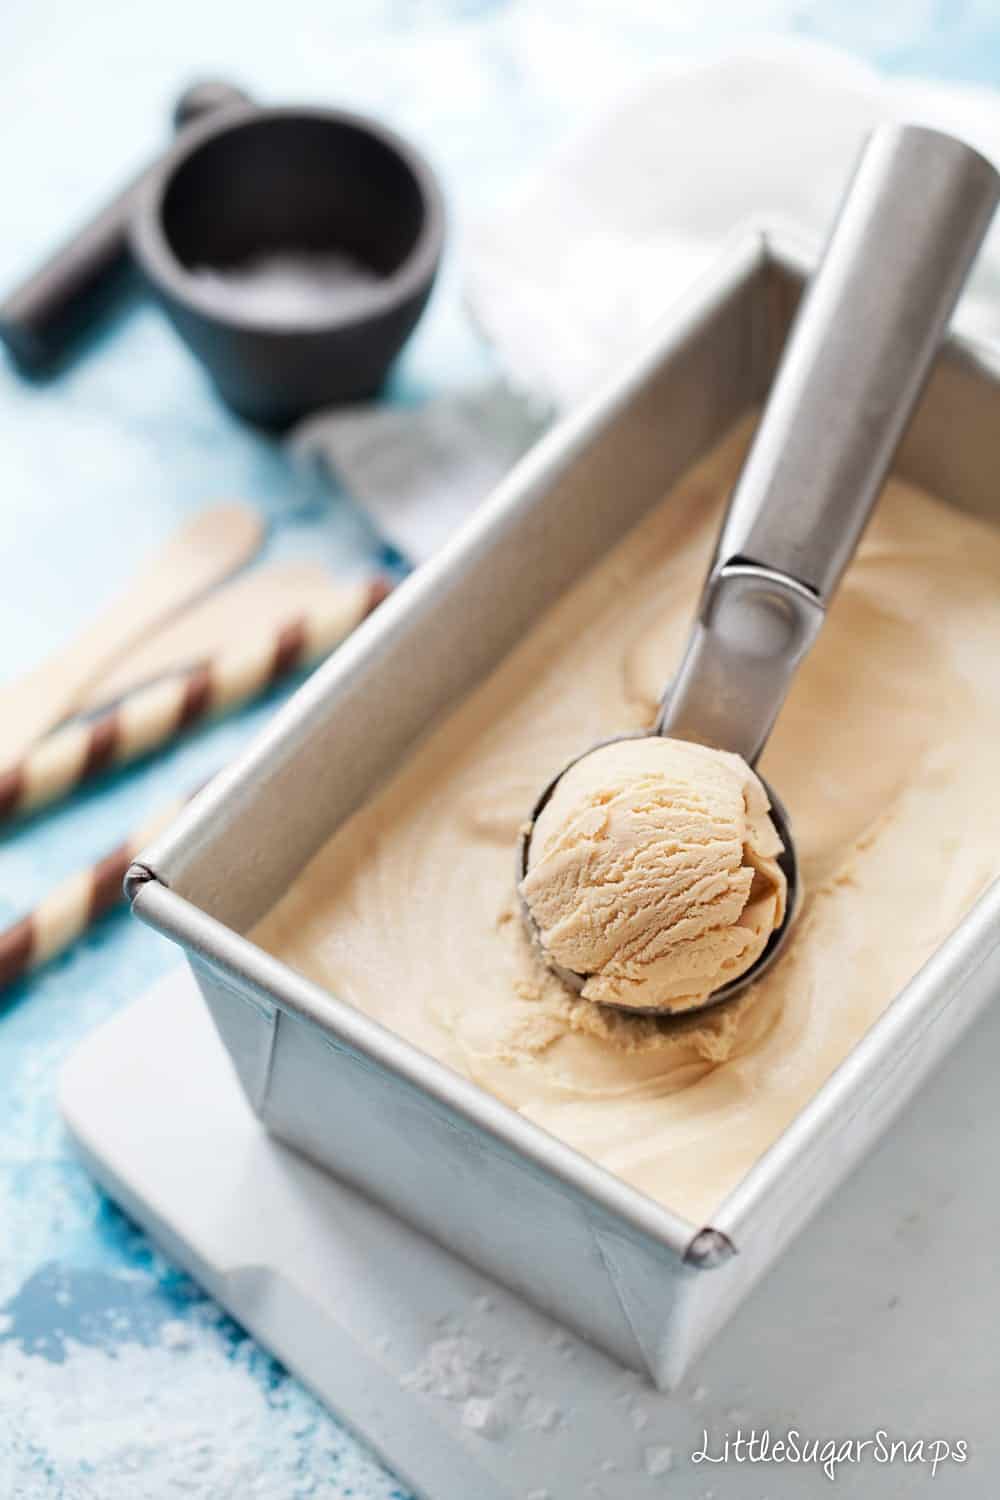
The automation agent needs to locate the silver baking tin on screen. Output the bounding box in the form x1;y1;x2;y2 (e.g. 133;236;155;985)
128;228;1000;1391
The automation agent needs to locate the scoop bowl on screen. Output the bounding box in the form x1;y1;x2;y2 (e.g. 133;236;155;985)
517;733;800;1016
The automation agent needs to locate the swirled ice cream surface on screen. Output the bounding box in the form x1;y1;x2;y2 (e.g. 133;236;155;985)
253;419;1000;1222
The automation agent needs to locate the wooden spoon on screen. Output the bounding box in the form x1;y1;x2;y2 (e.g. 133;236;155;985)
0;502;264;766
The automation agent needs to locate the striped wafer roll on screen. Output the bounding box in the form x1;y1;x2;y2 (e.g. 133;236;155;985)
0;575;390;825
0;795;189;992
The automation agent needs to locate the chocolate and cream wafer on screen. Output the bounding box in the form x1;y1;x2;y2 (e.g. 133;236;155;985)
0;576;390;824
0;796;187;992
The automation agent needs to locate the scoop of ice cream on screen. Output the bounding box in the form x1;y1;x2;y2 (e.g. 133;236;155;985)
520;736;787;1013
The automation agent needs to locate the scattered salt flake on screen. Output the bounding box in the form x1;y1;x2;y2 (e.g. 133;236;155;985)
522;1396;560;1432
374;1334;391;1354
600;1457;618;1472
401;1336;490;1401
727;1407;750;1425
526;1490;550;1500
462;1396;506;1439
644;1444;674;1477
630;1406;649;1432
159;1320;192;1351
473;1295;494;1314
0;1331;396;1498
691;1383;708;1402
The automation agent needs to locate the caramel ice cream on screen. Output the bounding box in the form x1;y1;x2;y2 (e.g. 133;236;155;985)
521;736;787;1012
253;417;1000;1223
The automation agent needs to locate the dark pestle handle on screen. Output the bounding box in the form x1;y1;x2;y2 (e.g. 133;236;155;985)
0;80;252;370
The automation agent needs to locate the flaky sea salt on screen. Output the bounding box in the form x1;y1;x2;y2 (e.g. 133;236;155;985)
159;1319;192;1350
400;1327;570;1451
522;1396;561;1432
400;1336;490;1400
462;1396;507;1438
0;1320;397;1500
644;1444;674;1476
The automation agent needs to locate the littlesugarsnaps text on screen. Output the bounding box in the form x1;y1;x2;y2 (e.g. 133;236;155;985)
691;1428;968;1482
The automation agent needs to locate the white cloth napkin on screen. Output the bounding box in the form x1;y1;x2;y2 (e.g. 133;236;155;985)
305;39;1000;561
294;381;545;563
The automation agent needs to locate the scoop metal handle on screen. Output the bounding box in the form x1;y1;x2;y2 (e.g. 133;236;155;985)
658;123;1000;764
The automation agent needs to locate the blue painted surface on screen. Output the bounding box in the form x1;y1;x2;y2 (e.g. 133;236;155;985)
2;3;1000;1493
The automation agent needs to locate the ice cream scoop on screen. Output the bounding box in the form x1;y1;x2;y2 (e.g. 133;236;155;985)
521;736;787;1011
520;122;1000;1015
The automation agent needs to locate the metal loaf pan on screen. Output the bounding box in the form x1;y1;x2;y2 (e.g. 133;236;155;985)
127;229;1000;1390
